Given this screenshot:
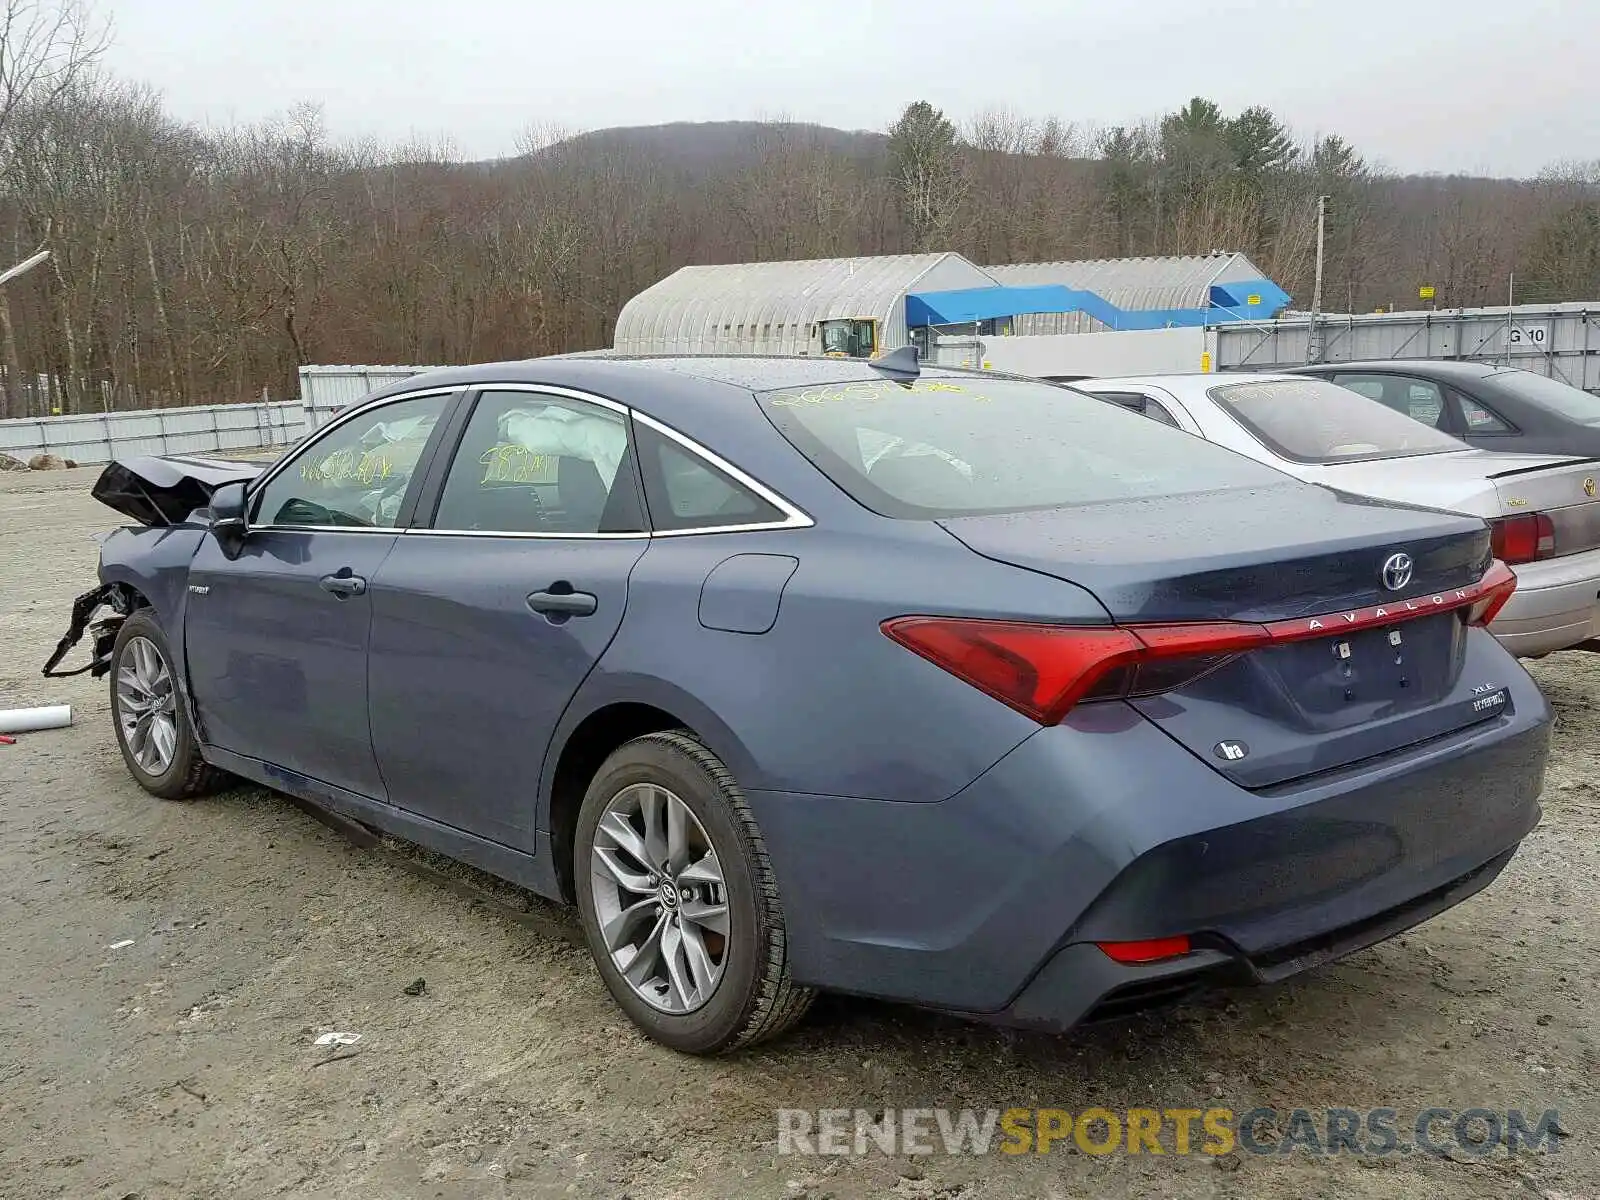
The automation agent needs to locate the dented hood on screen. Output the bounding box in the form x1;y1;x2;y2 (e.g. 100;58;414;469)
93;453;264;527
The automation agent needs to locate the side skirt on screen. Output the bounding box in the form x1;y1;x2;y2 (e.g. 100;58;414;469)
201;745;564;899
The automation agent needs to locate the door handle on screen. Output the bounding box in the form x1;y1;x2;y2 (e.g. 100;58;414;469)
527;587;597;617
319;572;368;598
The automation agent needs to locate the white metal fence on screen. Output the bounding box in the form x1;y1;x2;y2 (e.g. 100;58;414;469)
0;365;439;466
299;365;437;429
1215;302;1600;392
0;401;305;466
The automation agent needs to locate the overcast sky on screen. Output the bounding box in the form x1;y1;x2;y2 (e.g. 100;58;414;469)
104;0;1596;177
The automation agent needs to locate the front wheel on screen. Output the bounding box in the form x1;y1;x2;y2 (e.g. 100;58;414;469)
574;731;815;1054
109;610;226;800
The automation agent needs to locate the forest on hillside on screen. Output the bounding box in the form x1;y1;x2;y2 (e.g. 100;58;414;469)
0;3;1597;417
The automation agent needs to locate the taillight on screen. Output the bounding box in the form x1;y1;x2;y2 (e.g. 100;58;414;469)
1466;560;1518;626
884;560;1520;724
1489;513;1555;564
881;617;1266;724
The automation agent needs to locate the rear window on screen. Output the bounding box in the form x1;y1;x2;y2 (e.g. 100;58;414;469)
1486;369;1600;425
1211;378;1464;464
759;375;1290;518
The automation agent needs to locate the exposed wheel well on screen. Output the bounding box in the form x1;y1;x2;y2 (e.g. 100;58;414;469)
548;702;692;902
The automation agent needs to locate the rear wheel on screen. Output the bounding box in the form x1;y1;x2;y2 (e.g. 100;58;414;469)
109;610;226;800
574;731;814;1054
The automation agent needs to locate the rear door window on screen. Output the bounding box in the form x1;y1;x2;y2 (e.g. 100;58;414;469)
430;390;644;534
760;375;1290;518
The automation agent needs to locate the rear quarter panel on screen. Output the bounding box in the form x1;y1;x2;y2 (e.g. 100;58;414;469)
561;521;1114;806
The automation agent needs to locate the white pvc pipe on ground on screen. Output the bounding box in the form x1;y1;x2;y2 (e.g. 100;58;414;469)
0;705;72;734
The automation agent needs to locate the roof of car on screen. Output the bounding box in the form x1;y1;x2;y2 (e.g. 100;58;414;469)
1078;372;1303;389
1286;359;1505;380
367;353;998;398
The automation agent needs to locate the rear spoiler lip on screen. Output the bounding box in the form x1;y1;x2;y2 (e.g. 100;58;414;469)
1486;456;1600;481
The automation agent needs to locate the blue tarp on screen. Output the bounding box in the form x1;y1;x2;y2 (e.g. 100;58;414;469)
905;277;1291;331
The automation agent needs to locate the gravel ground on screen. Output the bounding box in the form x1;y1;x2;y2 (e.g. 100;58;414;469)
1;466;1596;1200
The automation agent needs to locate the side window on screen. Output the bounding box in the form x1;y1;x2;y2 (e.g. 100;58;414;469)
432;390;644;534
636;423;785;532
1143;399;1182;428
1333;374;1446;428
1093;390;1150;413
251;392;449;528
1454;392;1513;434
1092;390;1180;427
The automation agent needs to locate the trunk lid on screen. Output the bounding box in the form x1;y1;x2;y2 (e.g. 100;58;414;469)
1484;455;1600;559
939;481;1506;789
938;481;1490;624
93;453;264;527
1318;449;1600;521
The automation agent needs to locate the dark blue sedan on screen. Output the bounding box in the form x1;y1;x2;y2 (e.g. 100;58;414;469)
48;353;1550;1053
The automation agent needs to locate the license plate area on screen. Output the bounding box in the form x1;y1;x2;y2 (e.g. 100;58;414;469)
1269;612;1463;718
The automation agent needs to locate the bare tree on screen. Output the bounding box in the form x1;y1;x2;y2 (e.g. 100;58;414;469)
0;0;105;416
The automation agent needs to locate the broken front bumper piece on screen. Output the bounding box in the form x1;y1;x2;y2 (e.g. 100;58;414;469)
41;583;132;678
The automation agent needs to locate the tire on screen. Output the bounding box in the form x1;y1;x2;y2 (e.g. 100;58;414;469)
109;610;226;800
574;731;815;1054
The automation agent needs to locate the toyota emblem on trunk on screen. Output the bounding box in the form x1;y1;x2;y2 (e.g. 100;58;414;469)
1381;552;1414;592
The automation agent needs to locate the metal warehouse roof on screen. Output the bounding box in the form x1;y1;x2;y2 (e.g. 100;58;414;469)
613;253;995;353
985;252;1271;311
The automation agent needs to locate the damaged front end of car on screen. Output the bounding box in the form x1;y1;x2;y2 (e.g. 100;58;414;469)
41;581;142;679
40;453;264;679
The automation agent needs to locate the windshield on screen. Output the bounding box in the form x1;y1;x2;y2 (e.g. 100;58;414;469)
759;375;1293;518
1486;369;1600;425
1211;378;1464;464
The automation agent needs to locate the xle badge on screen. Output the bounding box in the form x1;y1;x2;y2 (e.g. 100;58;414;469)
1214;740;1249;762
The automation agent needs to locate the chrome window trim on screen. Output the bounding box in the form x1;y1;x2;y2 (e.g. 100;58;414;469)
409;382;814;539
245;380;816;541
630;408;814;535
247;386;461;533
253;525;401;535
401;528;649;541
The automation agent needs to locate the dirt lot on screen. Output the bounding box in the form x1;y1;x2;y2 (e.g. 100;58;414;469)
1;465;1596;1200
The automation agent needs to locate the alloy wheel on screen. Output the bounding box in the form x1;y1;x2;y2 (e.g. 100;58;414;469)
588;782;730;1013
116;635;178;776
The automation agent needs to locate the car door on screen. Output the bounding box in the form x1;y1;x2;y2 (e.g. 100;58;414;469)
365;386;650;849
184;389;458;799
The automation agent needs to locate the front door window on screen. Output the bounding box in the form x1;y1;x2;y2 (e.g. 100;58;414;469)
251;393;450;528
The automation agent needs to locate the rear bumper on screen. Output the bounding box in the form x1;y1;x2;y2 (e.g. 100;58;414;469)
998;848;1517;1031
1492;546;1600;656
746;667;1549;1027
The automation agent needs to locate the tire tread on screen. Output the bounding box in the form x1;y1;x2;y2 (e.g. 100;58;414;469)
614;730;815;1052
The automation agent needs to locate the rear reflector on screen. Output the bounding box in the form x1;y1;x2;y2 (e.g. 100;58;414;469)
883;560;1518;725
1097;936;1193;964
1490;513;1556;565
